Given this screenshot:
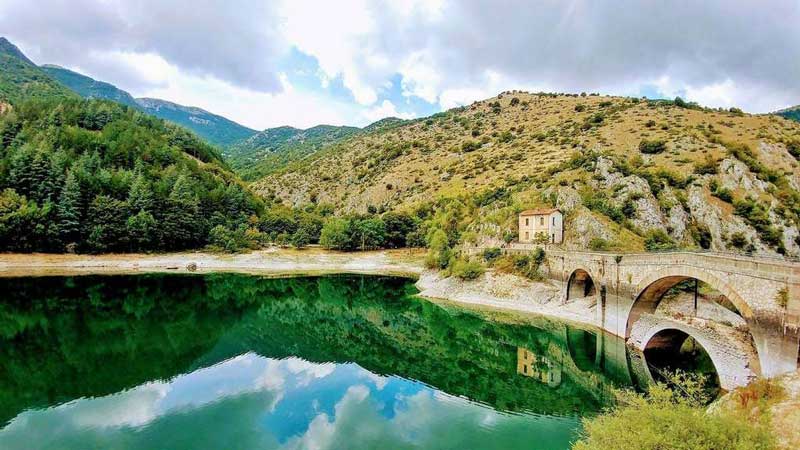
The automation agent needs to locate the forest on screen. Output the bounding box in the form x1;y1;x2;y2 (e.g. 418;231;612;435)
0;98;262;252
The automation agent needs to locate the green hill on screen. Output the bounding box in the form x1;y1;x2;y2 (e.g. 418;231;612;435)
37;64;257;148
254;92;800;258
135;97;256;148
776;105;800;123
40;64;140;108
0;39;264;253
227;124;361;180
0;37;76;104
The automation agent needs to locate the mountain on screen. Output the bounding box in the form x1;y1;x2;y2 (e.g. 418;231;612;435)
134;97;256;148
253;91;800;257
776;105;800;123
36;64;256;148
227;124;361;180
40;64;139;108
0;37;263;254
0;37;76;104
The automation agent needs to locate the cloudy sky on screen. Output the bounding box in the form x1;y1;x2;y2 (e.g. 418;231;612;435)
1;0;798;130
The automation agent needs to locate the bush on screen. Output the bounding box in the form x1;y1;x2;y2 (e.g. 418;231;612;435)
425;228;453;270
482;247;502;262
319;218;351;250
450;258;484;280
589;237;610;251
644;229;677;251
639;139;667;154
461;140;482;152
290;228;312;248
689;223;712;249
208;225;261;252
693;156;718;175
573;373;775;450
495;249;546;280
728;231;750;249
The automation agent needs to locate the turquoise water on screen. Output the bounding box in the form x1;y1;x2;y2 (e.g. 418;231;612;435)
0;274;632;449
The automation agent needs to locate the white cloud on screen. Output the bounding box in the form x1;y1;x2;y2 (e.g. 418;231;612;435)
136;63;364;130
360;100;416;124
2;0;800;130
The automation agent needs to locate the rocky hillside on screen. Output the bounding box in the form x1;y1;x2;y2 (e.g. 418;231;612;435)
254;92;800;257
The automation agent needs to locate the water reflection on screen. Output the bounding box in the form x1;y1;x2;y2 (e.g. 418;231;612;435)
0;274;633;449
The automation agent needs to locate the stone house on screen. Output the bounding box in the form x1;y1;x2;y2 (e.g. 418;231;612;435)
519;208;563;244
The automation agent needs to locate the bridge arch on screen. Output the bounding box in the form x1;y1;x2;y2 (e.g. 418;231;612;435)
565;268;597;301
626;266;754;339
632;322;757;390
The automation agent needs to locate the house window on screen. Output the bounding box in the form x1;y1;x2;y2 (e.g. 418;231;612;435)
525;232;529;240
525;218;529;226
552;216;555;226
540;217;544;226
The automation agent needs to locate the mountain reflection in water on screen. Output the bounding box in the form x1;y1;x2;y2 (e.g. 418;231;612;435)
0;274;634;450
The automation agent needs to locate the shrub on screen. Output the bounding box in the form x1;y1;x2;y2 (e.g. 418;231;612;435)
689;223;712;249
694;156;718;175
589;237;610;251
728;231;749;249
319;218;351;250
573;373;775;450
450;258;484;280
639;139;667;154
290;228;312;248
574;104;586;112
644;229;677;251
482;247;502;262
461;140;482;152
425;228;453;270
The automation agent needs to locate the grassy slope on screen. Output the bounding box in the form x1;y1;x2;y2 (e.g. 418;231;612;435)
254;92;800;253
227;125;362;180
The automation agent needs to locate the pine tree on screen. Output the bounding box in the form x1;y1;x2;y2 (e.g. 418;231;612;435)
161;174;201;249
56;169;82;248
127;209;155;251
127;171;153;213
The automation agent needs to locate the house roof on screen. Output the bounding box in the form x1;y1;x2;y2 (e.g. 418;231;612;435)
520;208;560;216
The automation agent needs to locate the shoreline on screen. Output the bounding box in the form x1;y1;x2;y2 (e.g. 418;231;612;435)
0;248;426;278
0;248;600;327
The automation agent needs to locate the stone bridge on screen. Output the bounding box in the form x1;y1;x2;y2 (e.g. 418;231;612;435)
473;245;800;388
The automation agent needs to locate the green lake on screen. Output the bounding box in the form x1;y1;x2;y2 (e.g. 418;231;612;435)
0;274;638;450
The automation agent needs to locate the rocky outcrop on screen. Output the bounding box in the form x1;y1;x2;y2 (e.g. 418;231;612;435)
565;207;616;249
719;157;769;193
